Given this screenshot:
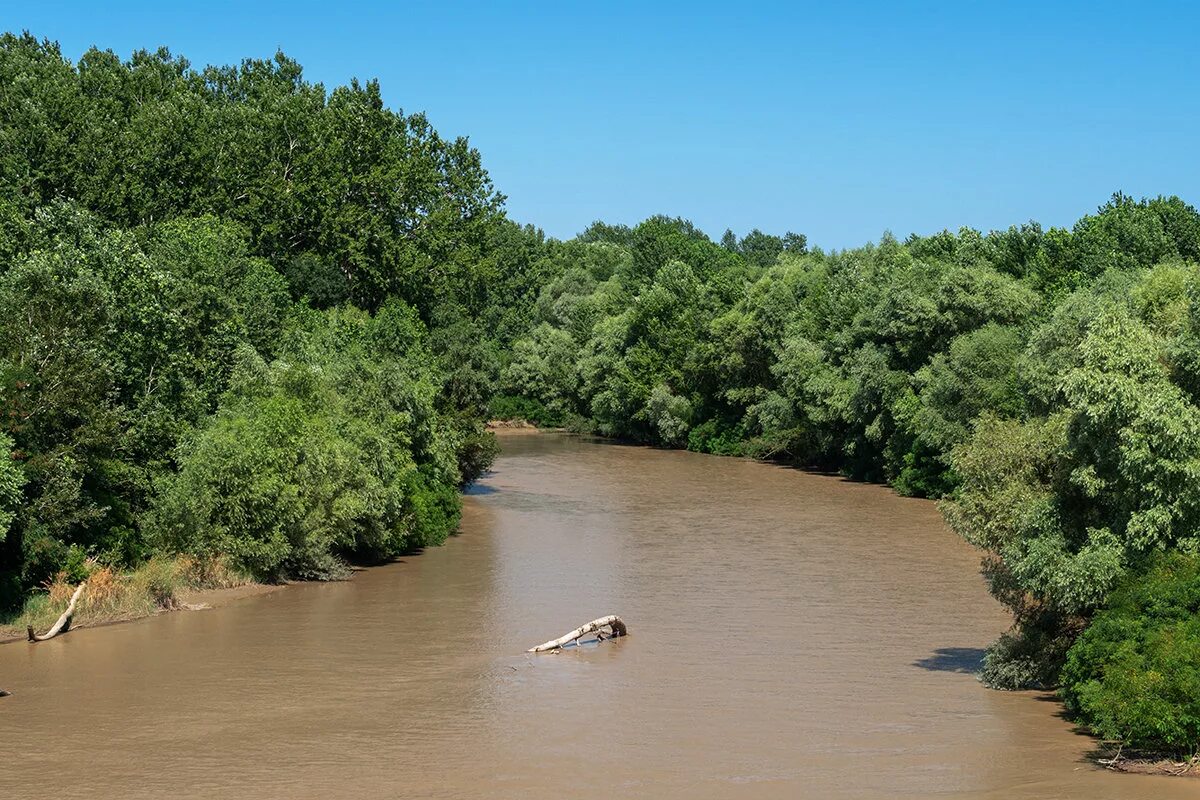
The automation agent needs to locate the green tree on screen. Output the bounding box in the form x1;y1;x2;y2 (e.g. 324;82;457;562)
1061;553;1200;753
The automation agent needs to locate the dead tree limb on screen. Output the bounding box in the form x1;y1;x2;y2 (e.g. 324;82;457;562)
527;615;627;652
27;582;86;642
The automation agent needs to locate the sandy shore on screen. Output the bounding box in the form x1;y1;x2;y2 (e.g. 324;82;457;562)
486;419;539;431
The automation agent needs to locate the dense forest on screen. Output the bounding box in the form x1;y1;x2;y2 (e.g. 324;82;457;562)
0;33;535;602
4;33;1200;755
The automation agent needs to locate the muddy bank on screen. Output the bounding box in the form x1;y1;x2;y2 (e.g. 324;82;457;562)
0;581;284;645
174;582;285;611
486;418;539;430
1100;751;1200;778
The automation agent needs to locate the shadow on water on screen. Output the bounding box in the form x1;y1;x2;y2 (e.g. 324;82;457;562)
464;482;499;496
553;430;924;493
913;647;986;674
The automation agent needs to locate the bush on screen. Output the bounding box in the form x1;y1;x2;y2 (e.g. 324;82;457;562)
980;618;1076;690
488;394;562;427
1061;553;1200;753
149;308;466;581
644;384;692;446
404;472;462;549
456;426;499;485
686;418;744;456
126;557;183;610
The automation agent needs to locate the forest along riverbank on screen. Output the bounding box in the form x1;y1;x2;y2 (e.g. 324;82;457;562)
0;432;1190;800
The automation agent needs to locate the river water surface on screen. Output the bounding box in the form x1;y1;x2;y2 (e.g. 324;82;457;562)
1;433;1189;799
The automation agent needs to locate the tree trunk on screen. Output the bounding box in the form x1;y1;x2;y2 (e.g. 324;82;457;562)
27;583;86;642
527;615;627;652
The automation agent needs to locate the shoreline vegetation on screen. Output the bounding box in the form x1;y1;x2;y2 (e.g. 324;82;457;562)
2;32;1199;768
0;424;537;645
0;555;264;644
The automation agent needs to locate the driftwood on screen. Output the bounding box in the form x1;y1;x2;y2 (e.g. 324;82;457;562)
527;615;627;652
27;582;86;642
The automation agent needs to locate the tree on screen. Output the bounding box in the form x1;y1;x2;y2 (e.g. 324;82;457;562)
945;305;1200;687
1061;553;1200;753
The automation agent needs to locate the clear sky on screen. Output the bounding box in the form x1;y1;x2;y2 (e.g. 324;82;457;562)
3;1;1198;248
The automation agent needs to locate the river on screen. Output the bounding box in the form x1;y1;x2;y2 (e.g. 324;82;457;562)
0;432;1188;799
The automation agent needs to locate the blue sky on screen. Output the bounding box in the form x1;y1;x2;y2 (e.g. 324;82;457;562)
3;1;1197;248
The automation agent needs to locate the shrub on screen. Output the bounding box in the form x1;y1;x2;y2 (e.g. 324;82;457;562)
456;426;499;485
644;384;692;446
404;472;462;549
0;557;193;638
488;394;562;427
148;308;466;581
1061;553;1200;753
126;557;183;610
980;619;1077;690
686;418;744;456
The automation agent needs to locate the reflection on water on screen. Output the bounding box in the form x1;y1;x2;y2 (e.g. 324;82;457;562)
0;433;1188;799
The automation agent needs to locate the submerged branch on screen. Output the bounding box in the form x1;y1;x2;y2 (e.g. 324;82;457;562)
527;615;627;652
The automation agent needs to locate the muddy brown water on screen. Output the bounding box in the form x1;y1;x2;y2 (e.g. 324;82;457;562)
0;433;1189;799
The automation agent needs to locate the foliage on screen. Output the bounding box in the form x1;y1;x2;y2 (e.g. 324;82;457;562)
687;417;745;456
488;394;562;428
150;307;466;580
0;37;519;605
946;295;1200;686
1061;554;1200;753
6;35;1200;754
0;33;510;316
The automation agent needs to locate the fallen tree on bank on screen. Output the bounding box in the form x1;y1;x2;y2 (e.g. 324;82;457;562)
27;583;86;642
527;615;627;652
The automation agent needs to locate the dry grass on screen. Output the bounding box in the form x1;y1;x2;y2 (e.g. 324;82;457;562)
0;556;253;642
1096;745;1200;777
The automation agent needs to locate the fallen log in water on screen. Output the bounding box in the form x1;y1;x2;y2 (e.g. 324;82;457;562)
27;582;86;642
527;615;627;652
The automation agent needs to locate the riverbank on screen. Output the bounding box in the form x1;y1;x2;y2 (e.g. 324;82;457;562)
486;418;539;430
1098;750;1200;778
0;428;534;646
0;556;277;644
0;420;527;646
